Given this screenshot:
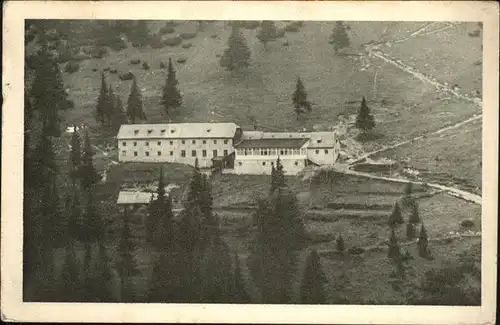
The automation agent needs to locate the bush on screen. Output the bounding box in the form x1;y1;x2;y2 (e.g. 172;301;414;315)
109;68;117;74
92;68;98;72
177;57;187;64
282;41;290;46
474;60;482;66
91;46;108;59
164;36;182;47
348;247;365;255
107;38;128;52
159;61;166;69
119;71;135;81
130;59;141;65
150;37;164;49
240;21;260;30
460;219;475;228
276;28;286;38
210;34;218;39
103;67;110;72
179;32;197;40
159;26;175;34
468;30;480;37
64;61;80;74
182;42;193;49
57;49;75;63
284;23;300;32
142;62;150;70
215;53;221;58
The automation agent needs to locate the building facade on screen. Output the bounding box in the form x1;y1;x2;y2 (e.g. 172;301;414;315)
117;123;340;175
117;123;242;168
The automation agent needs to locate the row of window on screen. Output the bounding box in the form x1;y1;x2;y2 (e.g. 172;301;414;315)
237;161;300;166
235;148;330;155
122;139;230;147
122;149;229;158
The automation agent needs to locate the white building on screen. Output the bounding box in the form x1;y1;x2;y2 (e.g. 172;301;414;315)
117;123;340;175
117;123;242;168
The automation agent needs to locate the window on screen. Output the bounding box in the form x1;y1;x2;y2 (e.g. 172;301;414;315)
325;149;329;154
145;152;150;157
213;149;218;157
203;140;206;144
295;161;299;166
122;142;127;146
213;140;217;144
134;130;139;135
244;149;248;156
160;129;166;134
134;142;137;146
317;139;322;144
181;150;186;157
157;151;161;156
202;150;207;157
170;151;173;156
271;162;274;166
157;141;161;146
147;129;153;135
262;162;266;166
263;149;268;156
280;150;284;155
192;150;197;157
145;142;149;146
239;162;242;166
182;140;185;144
315;150;319;154
224;140;228;144
192;140;196;144
224;150;228;156
169;141;173;145
122;150;126;156
134;151;138;156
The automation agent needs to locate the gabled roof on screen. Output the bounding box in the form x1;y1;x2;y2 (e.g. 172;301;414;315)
117;123;240;139
234;138;309;149
307;132;337;148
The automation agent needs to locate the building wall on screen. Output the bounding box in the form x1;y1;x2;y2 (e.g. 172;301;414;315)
118;137;235;168
306;146;336;166
232;155;307;175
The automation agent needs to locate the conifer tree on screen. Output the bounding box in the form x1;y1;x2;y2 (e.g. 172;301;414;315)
69;127;81;188
300;250;328;304
409;201;421;224
96;72;108;125
256;21;278;49
79;128;101;192
126;77;147;123
329;21;350;53
67;192;82;241
418;224;429;258
355;96;375;136
273;157;286;191
388;228;401;260
336;235;345;252
148;168;175;249
220;25;251;72
270;164;276;193
58;242;82;301
232;254;251;303
117;208;139;302
161;58;182;118
108;87;128;133
406;223;416;240
292;77;312;120
388;202;404;228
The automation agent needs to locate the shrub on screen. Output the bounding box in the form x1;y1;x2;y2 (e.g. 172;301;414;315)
460;219;475;228
179;32;197;40
130;59;141;65
164;36;182;46
159;61;166;69
474;60;482;66
103;67;110;72
109;68;117;74
210;34;218;39
284;23;300;32
92;68;98;72
240;21;260;30
215;53;221;58
182;42;193;49
64;61;80;74
177;57;187;64
150;37;164;49
348;247;364;255
282;41;290;46
119;71;135;81
107;38;127;52
91;46;108;59
468;30;480;37
159;26;175;34
142;62;150;70
276;29;286;38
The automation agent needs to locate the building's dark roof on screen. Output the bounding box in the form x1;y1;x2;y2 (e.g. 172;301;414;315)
234;138;309;149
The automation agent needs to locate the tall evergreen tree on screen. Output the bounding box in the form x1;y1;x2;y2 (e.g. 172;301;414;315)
126;77;147;123
232;254;251;303
256;21;278;49
388;228;401;260
96;72;108;125
409;201;421;224
79;128;101;192
270;157;286;192
300;250;328;304
292;77;312;120
329;21;350;53
148;168;176;249
108;86;128;133
220;25;251;72
336;234;345;252
69;127;81;188
388;202;404;228
117;208;139;302
406;223;416;240
355;96;375;136
161;58;182;118
418;224;429;258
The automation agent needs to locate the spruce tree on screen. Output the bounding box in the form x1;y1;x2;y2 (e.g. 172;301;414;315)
126;77;147;123
220;25;251;72
292;77;312;120
329;21;350;53
256;21;278;49
232;254;251;303
96;72;108;125
161;58;182;118
336;235;345;252
388;228;401;260
67;192;82;242
418;224;429;258
300;250;328;304
409;201;421;224
79;128;101;193
388;202;404;228
406;223;416;240
355;96;375;136
109;87;128;133
270;164;276;193
69;127;81;188
117;208;139;302
148;168;175;249
273;157;286;191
